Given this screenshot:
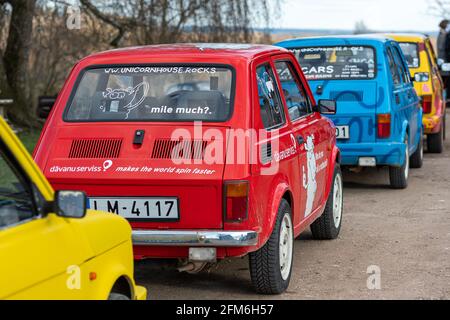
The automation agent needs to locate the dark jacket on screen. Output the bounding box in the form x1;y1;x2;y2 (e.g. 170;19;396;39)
445;30;450;62
438;29;447;60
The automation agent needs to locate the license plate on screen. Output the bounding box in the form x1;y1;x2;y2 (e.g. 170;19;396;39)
336;125;350;139
88;197;179;221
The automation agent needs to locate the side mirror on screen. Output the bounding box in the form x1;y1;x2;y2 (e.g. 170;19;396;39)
54;190;87;219
314;99;337;115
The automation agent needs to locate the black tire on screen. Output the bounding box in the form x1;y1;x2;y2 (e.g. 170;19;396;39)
249;199;293;294
427;123;444;153
108;293;130;300
311;164;343;240
409;133;423;169
389;136;409;189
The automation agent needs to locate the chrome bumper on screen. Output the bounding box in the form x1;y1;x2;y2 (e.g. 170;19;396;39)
132;230;258;247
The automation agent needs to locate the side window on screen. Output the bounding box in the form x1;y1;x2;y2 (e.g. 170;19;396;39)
256;64;286;129
274;61;312;121
392;46;411;84
387;48;401;85
0;142;36;230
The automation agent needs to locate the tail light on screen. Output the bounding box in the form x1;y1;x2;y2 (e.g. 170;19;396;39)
421;95;432;114
377;114;391;138
224;181;249;222
414;72;429;82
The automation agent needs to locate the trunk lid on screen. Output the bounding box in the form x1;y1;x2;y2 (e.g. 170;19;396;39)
310;80;379;143
45;123;229;229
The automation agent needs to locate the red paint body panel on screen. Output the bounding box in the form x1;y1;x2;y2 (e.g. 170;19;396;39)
34;44;339;260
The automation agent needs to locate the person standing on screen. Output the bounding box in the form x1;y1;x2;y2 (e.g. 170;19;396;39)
438;20;449;61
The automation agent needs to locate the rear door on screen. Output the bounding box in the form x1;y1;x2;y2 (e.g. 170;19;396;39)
44;65;236;230
424;38;445;113
251;60;298;223
390;44;421;147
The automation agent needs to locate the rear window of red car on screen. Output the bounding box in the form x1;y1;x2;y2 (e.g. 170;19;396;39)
64;65;234;122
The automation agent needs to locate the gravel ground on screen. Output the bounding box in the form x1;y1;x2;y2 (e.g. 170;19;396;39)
136;110;450;300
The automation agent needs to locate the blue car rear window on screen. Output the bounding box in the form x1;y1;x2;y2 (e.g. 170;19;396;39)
290;46;377;80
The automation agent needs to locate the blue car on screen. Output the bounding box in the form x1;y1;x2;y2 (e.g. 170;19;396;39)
275;35;423;189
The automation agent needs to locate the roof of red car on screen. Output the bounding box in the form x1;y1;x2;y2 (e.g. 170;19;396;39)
81;43;288;64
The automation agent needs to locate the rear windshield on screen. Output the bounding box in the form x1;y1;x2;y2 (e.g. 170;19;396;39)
290;46;376;80
65;66;234;122
398;42;420;68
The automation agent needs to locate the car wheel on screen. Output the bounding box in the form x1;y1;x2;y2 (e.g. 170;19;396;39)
310;164;343;240
427;123;444;153
409;132;423;169
389;136;409;189
249;199;293;294
108;293;130;300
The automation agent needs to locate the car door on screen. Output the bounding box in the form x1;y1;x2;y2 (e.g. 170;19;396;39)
272;57;331;222
251;59;299;225
0;137;92;299
386;45;411;143
391;44;421;149
425;38;445;112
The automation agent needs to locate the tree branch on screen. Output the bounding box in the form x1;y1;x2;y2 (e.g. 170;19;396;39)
79;0;126;47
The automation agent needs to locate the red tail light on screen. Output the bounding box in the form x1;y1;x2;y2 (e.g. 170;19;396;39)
377;114;391;138
421;95;432;114
224;181;249;222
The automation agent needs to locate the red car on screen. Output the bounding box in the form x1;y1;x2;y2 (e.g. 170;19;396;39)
34;44;343;294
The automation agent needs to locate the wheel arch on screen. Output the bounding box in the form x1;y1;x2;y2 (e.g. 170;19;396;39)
260;180;292;248
325;146;341;202
109;275;134;299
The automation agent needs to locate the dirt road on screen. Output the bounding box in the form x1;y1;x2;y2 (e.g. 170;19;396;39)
136;110;450;300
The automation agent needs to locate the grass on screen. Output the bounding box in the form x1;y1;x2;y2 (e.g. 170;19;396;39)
17;127;42;154
0;127;43;187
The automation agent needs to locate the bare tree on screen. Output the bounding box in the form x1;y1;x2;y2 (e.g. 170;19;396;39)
1;0;37;126
0;3;12;101
429;0;450;18
79;0;277;46
353;20;370;35
0;0;279;126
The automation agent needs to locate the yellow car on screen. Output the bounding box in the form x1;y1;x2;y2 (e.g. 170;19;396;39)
0;117;146;300
388;33;446;153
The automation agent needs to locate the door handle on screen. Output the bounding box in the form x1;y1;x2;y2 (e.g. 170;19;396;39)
296;135;305;145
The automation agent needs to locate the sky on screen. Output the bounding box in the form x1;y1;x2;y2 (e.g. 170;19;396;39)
277;0;442;32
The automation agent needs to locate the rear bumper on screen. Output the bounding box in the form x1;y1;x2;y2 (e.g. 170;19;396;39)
338;141;406;166
132;230;258;247
423;114;443;134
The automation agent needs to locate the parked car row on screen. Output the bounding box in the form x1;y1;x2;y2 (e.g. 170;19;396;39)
0;33;445;299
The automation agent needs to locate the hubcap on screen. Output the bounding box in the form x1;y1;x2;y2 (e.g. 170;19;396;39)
332;173;343;228
279;213;293;281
